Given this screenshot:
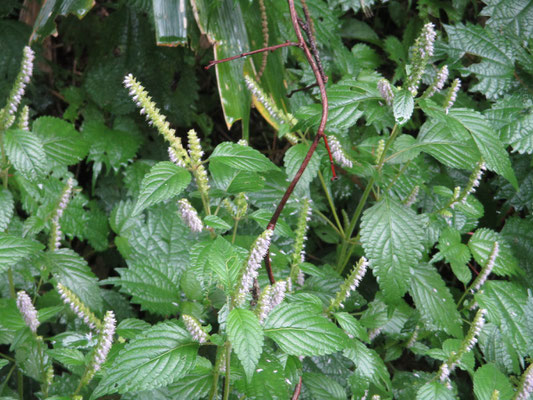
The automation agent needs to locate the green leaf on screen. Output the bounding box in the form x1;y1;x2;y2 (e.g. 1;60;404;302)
263;303;349;356
445;23;516;99
284;144;321;195
468;228;521;277
334;312;369;342
476;281;532;357
152;0;188;45
360;197;424;301
437;228;471;284
32;116;88;167
203;215;232;231
393;89;414;125
409;263;462;337
479;323;520;375
209;142;278;172
481;0;533;38
116;318;151;340
92;320;198;398
416;381;455;400
449;109;518;189
167;357;213;400
132;162;191;216
47;348;86;368
208;237;244;291
227;308;263;381
0;188;14;232
343;340;391;392
473;363;514;400
0;234;43;274
249;209;294;238
4;129;47;181
303;372;346;400
44;249;103;313
501;217;533;286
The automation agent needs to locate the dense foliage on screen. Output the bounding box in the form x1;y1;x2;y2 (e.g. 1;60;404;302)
1;0;533;399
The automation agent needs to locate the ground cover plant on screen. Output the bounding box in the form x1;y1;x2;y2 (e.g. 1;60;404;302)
1;0;533;399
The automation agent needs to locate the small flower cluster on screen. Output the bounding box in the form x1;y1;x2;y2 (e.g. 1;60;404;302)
444;78;461;114
470;241;499;293
187;129;210;202
17;105;30;131
328;135;353;168
16;291;40;333
49;178;74;251
328;257;368;311
92;311;116;372
178;198;203;233
183;314;208;344
235;229;274;306
406;325;419;348
256;279;289;323
57;283;102;331
406;23;437;95
461;161;486;203
515;362;533;400
1;46;34;128
438;309;486;386
425;65;449;98
168;146;185;167
447;186;462;210
290;198;312;283
123;74;189;166
375;139;385;164
378;78;394;106
419;23;437;58
245;75;286;124
404;185;419;207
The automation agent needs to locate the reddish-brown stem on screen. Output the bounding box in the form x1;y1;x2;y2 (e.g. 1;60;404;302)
291;376;303;400
204;41;299;70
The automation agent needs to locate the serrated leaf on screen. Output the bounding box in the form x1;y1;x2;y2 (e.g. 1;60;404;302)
4;129;47;181
249;209;294;238
476;281;532;357
393;89;414;125
132;162;191;216
32;116;88;166
116;318;151;340
437;228;471;284
0;234;43;274
167;357;212;400
47;348;86;367
449;109;517;189
203;215;232;231
44;249;103;313
208;237;243;291
479;323;520;375
263;303;349;356
360;197;424;301
303;372;346;400
468;228;521;277
284;143;321;195
409;263;462;337
343;340;391;392
93;321;197;398
209;142;278;172
0;188;14;232
227;309;263;381
416;381;455;400
334;312;369;342
473;363;514;400
501;217;533;286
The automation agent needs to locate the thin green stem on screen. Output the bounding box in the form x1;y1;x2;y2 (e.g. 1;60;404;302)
208;347;223;400
314;209;342;238
317;170;344;234
223;342;231;400
232;219;239;244
0;352;15;362
0;128;8;189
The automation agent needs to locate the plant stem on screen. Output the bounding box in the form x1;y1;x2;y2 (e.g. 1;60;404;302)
318;170;344;235
232;218;239;244
8;268;15;299
0;128;8;188
336;124;400;273
223;342;231;400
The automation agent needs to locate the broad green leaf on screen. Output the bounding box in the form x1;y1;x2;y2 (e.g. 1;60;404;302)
468;228;521;277
132;162;191;216
263;303;349;356
32;116;88;166
152;0;187;45
0;359;8;370
473;363;514;400
209;142;278;172
209;161;265;193
44;249;103;313
47;348;86;368
167;357;212;400
501;217;533;286
478;323;520;375
208;237;244;291
409;264;462;337
4;129;47;181
476;281;532;356
481;0;533;37
203;215;232;231
116;318;151;340
388;134;423;164
445;23;516;99
227;309;263;380
449;109;517;189
437;228;471;284
0;188;14;232
334;312;369;342
427;339;474;373
249;209;294;238
416;381;455;400
360;197;424;301
111;263;180;315
393;89;414;125
92;320;198;398
343;340;391;392
303;372;346;400
0;234;43;274
284;144;321;195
